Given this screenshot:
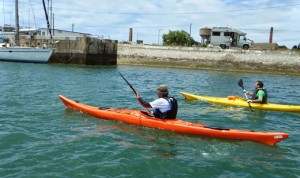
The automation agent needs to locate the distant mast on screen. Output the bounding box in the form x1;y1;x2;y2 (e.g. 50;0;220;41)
15;0;20;46
42;0;53;41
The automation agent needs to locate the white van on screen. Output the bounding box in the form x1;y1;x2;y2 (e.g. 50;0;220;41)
208;27;254;49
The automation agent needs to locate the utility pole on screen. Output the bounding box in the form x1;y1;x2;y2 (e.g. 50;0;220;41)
158;29;163;45
189;23;192;46
72;23;75;32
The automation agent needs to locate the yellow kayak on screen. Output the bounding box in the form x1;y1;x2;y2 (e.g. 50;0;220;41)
180;92;300;113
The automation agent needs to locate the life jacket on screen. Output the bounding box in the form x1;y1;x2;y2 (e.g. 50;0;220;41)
153;97;178;119
252;88;268;104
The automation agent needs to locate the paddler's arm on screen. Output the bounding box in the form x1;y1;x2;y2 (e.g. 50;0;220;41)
250;91;264;103
243;90;253;96
248;98;263;103
248;90;265;103
243;90;254;97
136;93;152;108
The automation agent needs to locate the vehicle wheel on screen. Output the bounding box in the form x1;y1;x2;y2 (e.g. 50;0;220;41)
243;45;249;49
220;44;226;49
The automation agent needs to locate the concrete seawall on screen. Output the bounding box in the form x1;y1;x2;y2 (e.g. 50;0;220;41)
9;35;118;65
49;37;118;65
117;44;300;75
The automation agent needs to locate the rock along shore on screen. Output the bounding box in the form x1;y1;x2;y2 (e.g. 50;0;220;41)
117;44;300;75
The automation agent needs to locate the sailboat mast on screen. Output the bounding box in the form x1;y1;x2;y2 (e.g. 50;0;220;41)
42;0;52;41
15;0;20;46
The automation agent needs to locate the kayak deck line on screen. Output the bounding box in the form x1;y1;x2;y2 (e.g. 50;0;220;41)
180;92;300;113
67;99;230;130
59;95;289;145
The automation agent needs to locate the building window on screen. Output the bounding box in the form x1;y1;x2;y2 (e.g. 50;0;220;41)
42;32;45;36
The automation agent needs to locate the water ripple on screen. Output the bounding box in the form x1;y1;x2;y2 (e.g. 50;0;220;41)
0;63;299;177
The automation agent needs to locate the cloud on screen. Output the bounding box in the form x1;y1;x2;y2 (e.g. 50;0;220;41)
1;0;300;48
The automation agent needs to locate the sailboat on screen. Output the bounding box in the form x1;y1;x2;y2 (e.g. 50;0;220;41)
0;0;53;63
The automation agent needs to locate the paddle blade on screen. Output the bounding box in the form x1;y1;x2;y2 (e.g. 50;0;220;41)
238;79;244;89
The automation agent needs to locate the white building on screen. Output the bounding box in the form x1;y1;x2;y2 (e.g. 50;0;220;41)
39;28;90;37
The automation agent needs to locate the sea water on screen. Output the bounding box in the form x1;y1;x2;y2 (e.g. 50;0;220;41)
0;62;299;177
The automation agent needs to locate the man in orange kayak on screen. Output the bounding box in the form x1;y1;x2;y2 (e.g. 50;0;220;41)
243;81;268;104
136;85;178;119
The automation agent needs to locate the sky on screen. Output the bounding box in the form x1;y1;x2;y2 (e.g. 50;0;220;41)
1;0;300;48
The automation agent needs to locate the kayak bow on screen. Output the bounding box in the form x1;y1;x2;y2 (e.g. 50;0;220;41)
180;92;300;113
59;95;288;145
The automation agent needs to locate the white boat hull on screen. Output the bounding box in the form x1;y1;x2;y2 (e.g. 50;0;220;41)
0;47;53;63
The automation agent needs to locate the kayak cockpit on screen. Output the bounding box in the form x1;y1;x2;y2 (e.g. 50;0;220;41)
140;110;154;117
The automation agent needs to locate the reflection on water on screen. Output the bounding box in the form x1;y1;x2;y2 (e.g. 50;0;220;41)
63;109;179;157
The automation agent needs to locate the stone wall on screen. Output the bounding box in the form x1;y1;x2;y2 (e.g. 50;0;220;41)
117;44;300;75
49;36;118;65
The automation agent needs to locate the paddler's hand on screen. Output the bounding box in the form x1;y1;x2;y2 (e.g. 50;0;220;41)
247;100;252;103
136;93;141;99
243;90;248;94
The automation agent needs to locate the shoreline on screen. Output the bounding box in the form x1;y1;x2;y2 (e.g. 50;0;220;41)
117;44;300;76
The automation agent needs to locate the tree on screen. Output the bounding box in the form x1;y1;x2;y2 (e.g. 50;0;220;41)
278;45;288;50
292;44;300;50
162;30;198;46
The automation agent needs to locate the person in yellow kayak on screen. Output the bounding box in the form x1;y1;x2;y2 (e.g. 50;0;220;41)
136;85;178;119
243;81;268;103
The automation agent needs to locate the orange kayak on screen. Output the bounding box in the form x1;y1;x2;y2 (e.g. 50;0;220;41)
59;95;288;145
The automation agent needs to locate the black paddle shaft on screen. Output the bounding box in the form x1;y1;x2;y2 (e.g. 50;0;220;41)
119;72;151;113
119;72;137;95
238;79;253;111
